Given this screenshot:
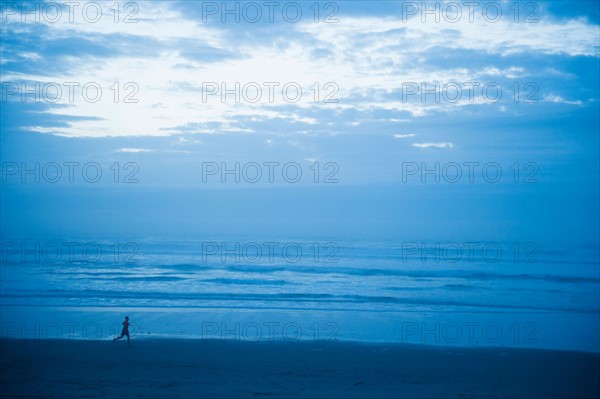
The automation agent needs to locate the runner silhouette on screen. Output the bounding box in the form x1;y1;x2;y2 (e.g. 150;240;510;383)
113;316;130;345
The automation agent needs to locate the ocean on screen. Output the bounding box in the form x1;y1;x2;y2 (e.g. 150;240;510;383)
1;238;598;352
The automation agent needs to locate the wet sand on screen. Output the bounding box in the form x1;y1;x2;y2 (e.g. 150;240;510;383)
1;338;598;398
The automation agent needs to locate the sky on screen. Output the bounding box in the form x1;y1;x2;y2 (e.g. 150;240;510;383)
0;0;599;245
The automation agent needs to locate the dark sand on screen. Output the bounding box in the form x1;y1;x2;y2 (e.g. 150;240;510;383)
1;339;598;398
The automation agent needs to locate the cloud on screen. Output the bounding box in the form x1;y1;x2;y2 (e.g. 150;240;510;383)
394;133;416;138
299;14;599;58
177;136;200;144
544;94;583;106
165;149;191;154
412;142;455;149
1;1;598;138
116;148;153;153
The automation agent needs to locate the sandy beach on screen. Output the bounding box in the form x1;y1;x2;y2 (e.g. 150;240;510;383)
1;338;598;398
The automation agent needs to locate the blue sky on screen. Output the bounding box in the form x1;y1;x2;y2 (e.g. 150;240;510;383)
1;1;599;244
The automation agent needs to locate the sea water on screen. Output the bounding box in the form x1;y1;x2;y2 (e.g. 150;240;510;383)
1;238;598;352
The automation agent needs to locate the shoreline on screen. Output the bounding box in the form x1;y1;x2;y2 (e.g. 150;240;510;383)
3;305;598;353
2;335;600;355
2;338;599;398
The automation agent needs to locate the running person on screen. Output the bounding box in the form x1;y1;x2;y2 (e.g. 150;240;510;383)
113;316;130;345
